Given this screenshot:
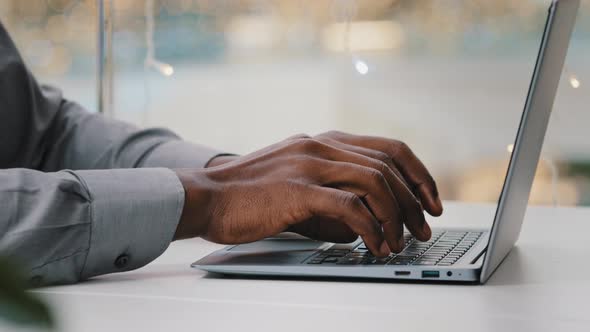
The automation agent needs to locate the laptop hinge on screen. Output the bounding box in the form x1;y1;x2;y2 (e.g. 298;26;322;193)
470;247;487;265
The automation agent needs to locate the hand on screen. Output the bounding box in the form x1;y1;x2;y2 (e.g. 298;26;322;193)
175;132;442;257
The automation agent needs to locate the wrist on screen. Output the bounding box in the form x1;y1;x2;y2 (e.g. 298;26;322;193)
173;169;216;240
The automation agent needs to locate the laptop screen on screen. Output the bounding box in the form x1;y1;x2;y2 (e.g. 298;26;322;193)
480;0;580;283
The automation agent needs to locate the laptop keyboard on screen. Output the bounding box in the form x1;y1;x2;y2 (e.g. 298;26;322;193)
305;230;483;266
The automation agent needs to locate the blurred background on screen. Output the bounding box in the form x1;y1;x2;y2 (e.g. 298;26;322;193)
0;0;589;206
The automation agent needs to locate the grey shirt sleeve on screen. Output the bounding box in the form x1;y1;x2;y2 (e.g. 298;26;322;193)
0;21;225;286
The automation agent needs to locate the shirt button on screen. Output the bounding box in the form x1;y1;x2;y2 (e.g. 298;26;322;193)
114;254;130;269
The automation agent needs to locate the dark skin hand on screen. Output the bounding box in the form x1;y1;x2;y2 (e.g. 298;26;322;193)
173;131;443;257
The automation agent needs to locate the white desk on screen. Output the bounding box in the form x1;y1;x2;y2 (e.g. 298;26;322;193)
33;202;590;332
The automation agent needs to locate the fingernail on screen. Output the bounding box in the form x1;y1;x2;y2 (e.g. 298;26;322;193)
379;241;390;256
421;222;432;240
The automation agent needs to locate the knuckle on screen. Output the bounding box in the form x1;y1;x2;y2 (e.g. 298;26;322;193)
339;192;363;209
375;160;390;173
325;130;344;137
366;168;386;186
294;138;322;153
289;133;311;141
392;140;411;156
373;151;391;163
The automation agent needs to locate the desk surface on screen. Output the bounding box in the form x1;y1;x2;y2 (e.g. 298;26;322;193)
30;202;590;332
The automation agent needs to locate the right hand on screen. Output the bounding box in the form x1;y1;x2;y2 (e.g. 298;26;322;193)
174;134;442;257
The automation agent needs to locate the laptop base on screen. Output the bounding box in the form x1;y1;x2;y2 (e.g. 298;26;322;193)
192;228;488;283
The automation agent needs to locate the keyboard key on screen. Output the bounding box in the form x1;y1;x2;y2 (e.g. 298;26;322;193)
412;260;438;265
326;249;350;254
401;250;424;256
322;257;340;263
337;257;365;265
445;255;462;260
427;248;451;253
365;257;391;265
348;252;370;257
451;252;465;258
424;252;449;258
439;257;456;262
395;255;418;261
437;241;459;246
445;231;466;237
307;257;324;263
421;254;444;259
443;240;462;244
405;248;428;253
433;246;454;251
406;248;428;253
388;256;413;264
388;260;411;266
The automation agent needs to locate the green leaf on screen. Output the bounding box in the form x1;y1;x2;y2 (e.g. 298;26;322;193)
0;257;54;329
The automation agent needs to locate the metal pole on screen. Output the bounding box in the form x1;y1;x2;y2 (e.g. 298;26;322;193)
97;0;114;117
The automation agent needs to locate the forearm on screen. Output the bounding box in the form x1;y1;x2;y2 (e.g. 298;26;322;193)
1;19;226;172
0;168;184;286
40;99;228;171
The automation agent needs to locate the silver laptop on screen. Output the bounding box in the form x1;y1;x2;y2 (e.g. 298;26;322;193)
192;0;580;284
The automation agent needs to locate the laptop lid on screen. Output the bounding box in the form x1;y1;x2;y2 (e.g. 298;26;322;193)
479;0;580;283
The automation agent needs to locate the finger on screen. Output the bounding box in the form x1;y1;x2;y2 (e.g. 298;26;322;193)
311;144;431;243
315;158;418;250
297;186;389;257
320;131;443;216
287;138;429;243
315;136;409;189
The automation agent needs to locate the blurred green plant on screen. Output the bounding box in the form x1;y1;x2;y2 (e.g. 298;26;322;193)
565;160;590;177
0;257;54;329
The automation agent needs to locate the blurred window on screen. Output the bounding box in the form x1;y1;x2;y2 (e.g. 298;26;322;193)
2;0;590;206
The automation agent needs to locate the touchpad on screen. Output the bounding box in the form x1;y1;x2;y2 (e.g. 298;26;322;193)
228;238;326;253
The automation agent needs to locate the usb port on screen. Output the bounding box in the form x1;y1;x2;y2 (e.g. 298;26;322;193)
395;271;410;276
422;271;440;278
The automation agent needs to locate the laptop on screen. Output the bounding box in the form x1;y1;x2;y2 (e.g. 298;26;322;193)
192;0;580;284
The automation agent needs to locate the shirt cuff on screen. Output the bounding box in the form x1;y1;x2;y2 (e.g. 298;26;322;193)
75;168;184;279
140;140;228;169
